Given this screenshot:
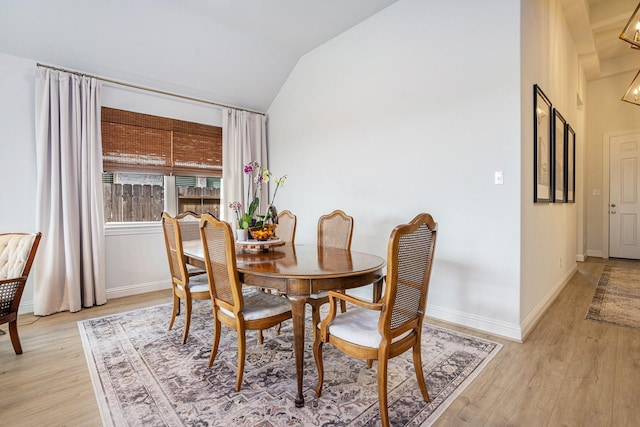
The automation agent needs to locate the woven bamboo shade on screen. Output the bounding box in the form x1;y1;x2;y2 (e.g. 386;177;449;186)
102;107;222;177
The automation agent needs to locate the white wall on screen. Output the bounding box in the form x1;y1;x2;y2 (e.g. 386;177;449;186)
268;0;524;339
0;52;39;312
519;0;584;337
585;70;640;257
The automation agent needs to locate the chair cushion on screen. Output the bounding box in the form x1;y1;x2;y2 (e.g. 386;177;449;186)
220;288;291;321
309;290;329;300
186;264;206;275
0;234;36;280
187;274;210;294
327;308;410;348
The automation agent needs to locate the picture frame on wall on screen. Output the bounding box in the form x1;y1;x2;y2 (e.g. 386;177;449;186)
566;124;575;203
553;108;566;203
534;85;552;203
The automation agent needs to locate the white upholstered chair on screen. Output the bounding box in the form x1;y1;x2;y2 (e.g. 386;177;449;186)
0;232;41;354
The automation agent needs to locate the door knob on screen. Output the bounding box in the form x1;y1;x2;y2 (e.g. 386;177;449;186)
611;210;617;214
611;204;616;207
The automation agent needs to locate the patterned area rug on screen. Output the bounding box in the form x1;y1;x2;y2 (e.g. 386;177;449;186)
78;301;501;426
586;264;640;330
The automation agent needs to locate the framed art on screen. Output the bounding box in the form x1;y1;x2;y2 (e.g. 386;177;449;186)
566;124;575;203
534;85;552;203
553;108;566;203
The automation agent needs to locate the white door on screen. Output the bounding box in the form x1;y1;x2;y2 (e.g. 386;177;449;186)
610;132;640;259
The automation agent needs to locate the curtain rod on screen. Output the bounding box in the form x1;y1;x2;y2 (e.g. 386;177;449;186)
36;62;266;116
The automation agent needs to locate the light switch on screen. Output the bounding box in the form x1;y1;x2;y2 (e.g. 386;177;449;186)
494;171;504;185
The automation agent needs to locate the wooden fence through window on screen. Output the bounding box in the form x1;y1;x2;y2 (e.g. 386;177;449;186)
103;184;221;222
104;183;164;222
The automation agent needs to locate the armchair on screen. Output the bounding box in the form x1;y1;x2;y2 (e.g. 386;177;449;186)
0;232;41;354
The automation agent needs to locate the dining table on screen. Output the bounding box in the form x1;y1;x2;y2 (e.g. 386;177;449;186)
182;240;385;407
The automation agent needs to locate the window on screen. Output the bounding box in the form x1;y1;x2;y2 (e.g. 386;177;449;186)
176;176;222;217
103;172;164;222
102;108;222;222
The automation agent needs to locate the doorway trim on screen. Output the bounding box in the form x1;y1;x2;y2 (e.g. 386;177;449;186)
602;129;640;259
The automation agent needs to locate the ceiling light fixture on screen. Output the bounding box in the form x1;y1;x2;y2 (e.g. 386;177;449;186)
621;4;640;105
620;3;640;48
622;70;640;106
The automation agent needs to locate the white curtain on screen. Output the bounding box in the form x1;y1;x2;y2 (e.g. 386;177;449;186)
34;68;106;315
222;108;268;225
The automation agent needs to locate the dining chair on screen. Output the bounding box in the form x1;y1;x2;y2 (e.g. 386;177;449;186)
313;213;437;427
176;211;207;277
0;232;41;354
199;213;292;391
162;212;211;344
255;209;297;343
308;209;353;338
276;209;297;244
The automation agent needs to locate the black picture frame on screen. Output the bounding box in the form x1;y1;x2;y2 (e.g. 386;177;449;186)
534;85;552;203
566;124;575;203
553;108;566;203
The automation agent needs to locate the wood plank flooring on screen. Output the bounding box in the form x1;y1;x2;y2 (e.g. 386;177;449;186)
1;259;639;426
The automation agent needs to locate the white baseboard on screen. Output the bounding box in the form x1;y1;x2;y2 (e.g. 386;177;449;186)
106;280;172;300
576;254;587;262
587;249;604;258
426;303;523;342
427;264;578;343
18;301;34;315
18;280;172;315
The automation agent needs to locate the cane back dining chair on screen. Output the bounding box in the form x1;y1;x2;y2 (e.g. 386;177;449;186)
175;211;207;277
0;232;41;354
276;209;297;244
308;209;353;338
199;213;292;391
313;213;437;427
162;212;210;344
256;209;297;343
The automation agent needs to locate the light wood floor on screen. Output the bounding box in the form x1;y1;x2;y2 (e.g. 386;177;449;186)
1;258;639;426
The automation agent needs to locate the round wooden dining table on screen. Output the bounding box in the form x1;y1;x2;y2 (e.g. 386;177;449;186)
183;242;385;407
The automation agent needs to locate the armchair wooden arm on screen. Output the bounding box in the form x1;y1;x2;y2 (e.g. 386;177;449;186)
319;290;384;342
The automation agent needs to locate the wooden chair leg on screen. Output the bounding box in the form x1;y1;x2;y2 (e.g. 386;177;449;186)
9;320;22;355
313;340;324;397
311;303;321;342
413;342;430;402
377;355;390;427
235;327;247;391
258;329;264;344
208;315;221;368
182;298;192;344
168;294;180;331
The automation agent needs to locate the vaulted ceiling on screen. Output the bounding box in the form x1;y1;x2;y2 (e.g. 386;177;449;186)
0;0;638;113
0;0;399;112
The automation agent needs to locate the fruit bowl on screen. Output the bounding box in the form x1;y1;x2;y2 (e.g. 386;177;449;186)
248;224;277;241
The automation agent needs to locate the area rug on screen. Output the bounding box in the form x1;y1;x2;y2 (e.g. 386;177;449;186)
78;301;501;426
586;264;640;330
